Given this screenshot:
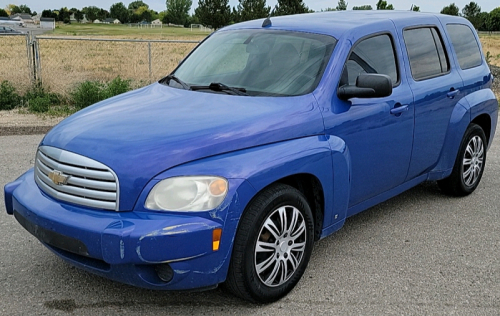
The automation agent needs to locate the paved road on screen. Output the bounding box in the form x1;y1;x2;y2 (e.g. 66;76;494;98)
1;133;499;315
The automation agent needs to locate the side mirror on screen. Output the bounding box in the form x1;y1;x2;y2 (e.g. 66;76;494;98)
337;74;392;100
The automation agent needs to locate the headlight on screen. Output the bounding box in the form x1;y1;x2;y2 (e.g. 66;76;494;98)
145;176;228;211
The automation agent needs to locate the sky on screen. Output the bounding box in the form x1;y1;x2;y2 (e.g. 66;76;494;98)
1;0;499;16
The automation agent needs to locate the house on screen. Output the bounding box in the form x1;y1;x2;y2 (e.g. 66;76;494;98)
103;18;121;24
32;13;41;25
93;19;102;24
40;17;55;30
151;19;162;26
10;13;34;25
70;13;88;23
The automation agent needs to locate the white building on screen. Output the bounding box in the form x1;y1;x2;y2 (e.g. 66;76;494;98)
40;17;55;30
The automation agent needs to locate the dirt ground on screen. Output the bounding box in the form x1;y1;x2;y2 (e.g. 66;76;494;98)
1;65;499;137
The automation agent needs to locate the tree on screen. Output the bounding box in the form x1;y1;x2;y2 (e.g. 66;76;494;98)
273;0;309;16
488;7;500;31
352;5;372;10
166;0;192;25
16;4;31;14
97;8;110;20
440;3;459;16
74;10;84;22
411;5;420;12
238;0;270;22
110;2;130;23
135;6;152;22
58;7;71;22
41;9;58;19
128;1;149;10
82;6;101;21
376;0;394;10
195;0;231;29
0;9;8;17
336;0;347;11
462;2;481;29
10;5;21;14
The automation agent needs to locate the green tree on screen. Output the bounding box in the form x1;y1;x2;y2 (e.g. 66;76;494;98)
273;0;309;16
110;2;129;23
41;9;58;19
10;5;21;14
82;6;101;21
17;4;31;14
128;1;149;10
238;0;270;22
231;6;240;23
195;0;231;29
336;0;347;11
440;3;459;16
58;7;71;22
462;2;481;29
0;9;8;17
74;10;84;22
352;5;372;10
376;0;394;10
166;0;192;25
411;4;420;11
488;7;500;31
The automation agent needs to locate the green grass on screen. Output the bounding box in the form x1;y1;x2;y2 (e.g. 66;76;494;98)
49;23;210;39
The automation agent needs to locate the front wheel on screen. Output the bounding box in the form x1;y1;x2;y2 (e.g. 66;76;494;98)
225;183;314;303
438;123;487;196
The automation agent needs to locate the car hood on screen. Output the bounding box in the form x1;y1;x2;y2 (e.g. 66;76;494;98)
41;83;324;210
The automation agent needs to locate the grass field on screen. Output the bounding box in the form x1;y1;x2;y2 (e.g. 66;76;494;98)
49;23;210;40
480;34;500;67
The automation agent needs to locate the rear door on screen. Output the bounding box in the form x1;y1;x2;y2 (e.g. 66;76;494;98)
393;17;465;179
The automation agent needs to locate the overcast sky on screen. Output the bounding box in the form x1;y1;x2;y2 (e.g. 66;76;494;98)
1;0;498;15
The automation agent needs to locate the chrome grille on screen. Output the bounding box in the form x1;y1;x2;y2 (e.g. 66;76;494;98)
34;146;119;211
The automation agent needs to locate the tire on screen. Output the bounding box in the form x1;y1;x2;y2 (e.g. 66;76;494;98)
438;123;487;196
225;183;314;303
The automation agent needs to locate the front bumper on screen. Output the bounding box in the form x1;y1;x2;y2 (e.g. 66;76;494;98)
4;169;251;290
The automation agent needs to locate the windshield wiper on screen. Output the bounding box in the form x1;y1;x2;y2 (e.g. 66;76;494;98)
160;74;191;90
191;83;248;96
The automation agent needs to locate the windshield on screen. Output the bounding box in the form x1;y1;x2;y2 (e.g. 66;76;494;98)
171;29;337;96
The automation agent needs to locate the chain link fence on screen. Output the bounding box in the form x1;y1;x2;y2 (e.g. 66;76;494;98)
0;34;33;94
0;35;200;96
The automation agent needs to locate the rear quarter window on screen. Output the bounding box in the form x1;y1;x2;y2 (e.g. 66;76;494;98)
446;24;482;70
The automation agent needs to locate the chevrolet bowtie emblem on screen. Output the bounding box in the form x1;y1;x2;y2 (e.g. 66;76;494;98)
48;170;70;185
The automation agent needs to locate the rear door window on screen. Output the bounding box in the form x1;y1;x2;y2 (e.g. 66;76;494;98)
403;27;449;80
446;24;482;70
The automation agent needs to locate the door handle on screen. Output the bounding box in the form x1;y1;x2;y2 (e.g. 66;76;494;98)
447;89;459;99
390;104;409;115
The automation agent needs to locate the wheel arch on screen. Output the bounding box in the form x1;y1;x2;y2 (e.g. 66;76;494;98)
254;173;325;241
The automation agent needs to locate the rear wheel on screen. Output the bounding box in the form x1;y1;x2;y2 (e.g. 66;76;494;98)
225;183;314;303
438;123;487;196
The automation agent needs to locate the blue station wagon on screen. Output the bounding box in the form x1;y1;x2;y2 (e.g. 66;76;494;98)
4;11;498;303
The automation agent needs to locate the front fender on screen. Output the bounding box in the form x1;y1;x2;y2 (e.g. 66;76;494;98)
139;135;351;237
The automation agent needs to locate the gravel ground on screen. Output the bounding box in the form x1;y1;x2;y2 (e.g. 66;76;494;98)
0;109;65;136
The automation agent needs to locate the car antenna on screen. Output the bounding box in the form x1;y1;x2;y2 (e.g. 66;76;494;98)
262;16;272;28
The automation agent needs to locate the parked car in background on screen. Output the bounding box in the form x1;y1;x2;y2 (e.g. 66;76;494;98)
4;11;498;303
0;26;23;34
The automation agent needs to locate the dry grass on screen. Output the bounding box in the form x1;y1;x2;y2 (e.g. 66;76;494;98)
480;34;500;67
0;35;32;94
37;38;199;95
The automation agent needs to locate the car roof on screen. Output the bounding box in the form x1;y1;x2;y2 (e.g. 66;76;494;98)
222;10;468;38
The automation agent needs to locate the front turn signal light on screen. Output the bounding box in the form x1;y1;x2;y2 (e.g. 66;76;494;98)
213;228;222;251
